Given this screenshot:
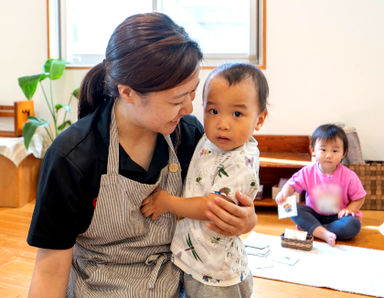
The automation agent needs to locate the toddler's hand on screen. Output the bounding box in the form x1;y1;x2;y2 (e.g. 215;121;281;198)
338;208;355;219
275;191;288;205
141;189;170;220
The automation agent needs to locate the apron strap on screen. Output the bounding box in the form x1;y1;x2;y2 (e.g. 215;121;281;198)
162;134;182;197
145;253;171;289
107;100;119;174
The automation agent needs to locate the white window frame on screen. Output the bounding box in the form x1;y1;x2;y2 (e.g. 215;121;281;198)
47;0;266;69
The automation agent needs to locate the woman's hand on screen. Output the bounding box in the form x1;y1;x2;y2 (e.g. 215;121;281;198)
205;191;257;236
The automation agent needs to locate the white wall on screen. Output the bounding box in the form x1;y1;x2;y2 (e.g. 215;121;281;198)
262;0;384;161
1;0;383;160
0;0;47;130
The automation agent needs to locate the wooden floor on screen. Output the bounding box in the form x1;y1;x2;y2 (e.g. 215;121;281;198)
0;202;36;298
0;202;383;298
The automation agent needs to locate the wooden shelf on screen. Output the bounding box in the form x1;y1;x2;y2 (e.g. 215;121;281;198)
260;153;311;168
254;198;276;207
253;135;311;207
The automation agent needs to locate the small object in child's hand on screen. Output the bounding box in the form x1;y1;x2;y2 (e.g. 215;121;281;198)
283;203;292;212
278;195;298;219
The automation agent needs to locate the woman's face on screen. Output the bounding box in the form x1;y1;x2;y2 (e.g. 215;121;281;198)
126;68;200;135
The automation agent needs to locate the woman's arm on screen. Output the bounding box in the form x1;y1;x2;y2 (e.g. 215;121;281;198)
28;247;73;298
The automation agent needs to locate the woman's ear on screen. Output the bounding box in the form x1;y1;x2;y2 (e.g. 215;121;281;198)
255;110;268;131
117;84;134;103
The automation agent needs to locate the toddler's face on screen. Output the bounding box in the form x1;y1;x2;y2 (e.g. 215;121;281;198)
312;137;345;174
203;76;266;150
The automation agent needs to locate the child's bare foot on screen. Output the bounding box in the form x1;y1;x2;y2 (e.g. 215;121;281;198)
312;226;337;246
324;232;336;246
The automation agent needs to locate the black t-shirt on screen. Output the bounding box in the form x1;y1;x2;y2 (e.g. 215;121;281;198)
27;100;204;249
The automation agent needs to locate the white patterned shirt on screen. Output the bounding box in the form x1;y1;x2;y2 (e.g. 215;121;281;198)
171;134;260;286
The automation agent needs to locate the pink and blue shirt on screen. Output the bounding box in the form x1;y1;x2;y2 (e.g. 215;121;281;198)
288;163;366;218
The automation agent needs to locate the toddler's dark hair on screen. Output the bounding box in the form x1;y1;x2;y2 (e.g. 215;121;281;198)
202;62;269;112
311;124;349;155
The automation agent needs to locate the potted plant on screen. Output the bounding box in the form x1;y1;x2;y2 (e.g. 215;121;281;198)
18;59;79;149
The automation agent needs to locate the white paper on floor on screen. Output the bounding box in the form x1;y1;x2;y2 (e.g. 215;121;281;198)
244;232;383;297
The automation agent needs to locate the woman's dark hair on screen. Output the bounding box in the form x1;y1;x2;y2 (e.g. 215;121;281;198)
78;13;203;118
202;62;269;112
311;124;349;155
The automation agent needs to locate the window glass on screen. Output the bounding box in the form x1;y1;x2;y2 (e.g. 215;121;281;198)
49;0;263;67
161;0;250;55
64;0;152;65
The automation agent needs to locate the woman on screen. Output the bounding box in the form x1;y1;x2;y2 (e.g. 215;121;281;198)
27;13;257;297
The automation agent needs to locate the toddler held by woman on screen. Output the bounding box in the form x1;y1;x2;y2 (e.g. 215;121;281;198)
142;62;268;297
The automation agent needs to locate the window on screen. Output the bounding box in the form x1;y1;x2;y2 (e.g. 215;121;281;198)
47;0;266;68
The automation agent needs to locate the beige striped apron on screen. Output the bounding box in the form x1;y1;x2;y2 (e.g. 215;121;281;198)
67;103;183;297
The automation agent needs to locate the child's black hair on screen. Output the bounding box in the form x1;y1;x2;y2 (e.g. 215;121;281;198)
311;124;349;155
203;62;269;112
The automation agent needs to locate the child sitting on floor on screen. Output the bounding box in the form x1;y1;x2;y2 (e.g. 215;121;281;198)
141;62;268;297
275;124;366;246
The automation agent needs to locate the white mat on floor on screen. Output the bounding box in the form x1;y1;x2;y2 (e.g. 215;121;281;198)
244;232;383;297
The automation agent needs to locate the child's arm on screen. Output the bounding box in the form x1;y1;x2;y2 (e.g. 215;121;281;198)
338;197;366;218
141;189;256;236
141;189;218;220
275;183;295;204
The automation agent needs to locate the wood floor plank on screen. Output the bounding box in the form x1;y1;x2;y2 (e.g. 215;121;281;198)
0;280;29;298
252;278;368;298
0;201;382;297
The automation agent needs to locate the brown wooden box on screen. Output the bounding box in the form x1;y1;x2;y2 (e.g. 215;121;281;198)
0;100;34;137
0;154;41;207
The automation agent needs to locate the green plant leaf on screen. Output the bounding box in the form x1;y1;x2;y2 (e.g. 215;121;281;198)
58;120;71;131
27;116;49;127
18;74;44;99
55;104;71;113
22;116;49;149
23;122;37;149
72;88;80;99
44;59;66;80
